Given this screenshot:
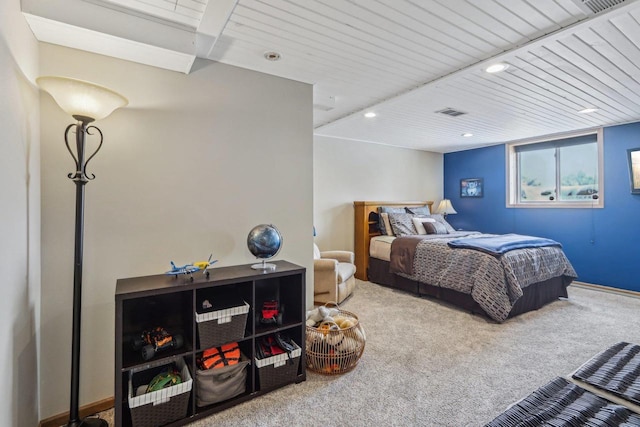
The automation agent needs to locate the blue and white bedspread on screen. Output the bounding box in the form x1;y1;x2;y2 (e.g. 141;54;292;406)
447;233;562;256
391;232;577;322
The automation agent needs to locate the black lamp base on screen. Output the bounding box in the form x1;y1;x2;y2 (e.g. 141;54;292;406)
67;417;108;427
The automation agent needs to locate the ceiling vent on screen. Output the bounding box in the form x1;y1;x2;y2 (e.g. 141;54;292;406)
436;108;467;117
571;0;628;14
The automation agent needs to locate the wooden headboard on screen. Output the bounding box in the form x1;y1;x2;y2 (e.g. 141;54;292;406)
353;201;434;281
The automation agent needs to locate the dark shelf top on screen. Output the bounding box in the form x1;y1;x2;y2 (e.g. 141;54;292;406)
116;260;305;299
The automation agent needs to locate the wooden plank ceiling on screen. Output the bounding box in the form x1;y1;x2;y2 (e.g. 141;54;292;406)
24;0;640;152
209;0;640;152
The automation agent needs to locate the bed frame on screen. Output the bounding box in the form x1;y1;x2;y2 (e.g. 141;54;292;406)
353;200;433;281
353;201;572;320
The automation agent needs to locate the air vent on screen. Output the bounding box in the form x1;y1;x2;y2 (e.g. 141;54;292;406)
436;108;467;117
571;0;627;14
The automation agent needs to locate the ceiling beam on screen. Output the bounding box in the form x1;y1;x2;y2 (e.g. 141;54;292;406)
21;0;198;73
195;0;239;58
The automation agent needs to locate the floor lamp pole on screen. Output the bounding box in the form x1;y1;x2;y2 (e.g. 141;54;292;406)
66;121;107;427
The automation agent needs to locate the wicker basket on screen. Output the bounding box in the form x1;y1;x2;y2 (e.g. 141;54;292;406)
196;301;249;349
128;357;192;427
305;303;366;375
255;340;301;389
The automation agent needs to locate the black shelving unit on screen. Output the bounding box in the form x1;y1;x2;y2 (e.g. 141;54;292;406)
114;260;306;427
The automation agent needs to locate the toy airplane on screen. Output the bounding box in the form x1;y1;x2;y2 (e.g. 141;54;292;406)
193;254;218;278
165;261;201;281
166;255;218;281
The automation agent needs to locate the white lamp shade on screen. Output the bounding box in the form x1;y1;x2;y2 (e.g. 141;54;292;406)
37;76;128;121
437;199;457;215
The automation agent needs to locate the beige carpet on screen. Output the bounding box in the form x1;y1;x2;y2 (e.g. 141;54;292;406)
94;280;640;427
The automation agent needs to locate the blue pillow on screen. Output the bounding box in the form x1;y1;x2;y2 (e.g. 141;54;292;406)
405;205;431;216
428;214;456;233
378;207;405;235
388;212;419;236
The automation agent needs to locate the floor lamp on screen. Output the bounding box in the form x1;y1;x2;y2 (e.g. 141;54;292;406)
37;76;127;427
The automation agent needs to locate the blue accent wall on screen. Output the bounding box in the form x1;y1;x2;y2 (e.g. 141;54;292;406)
444;122;640;292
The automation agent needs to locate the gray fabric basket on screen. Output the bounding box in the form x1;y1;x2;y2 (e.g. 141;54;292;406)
195;354;250;407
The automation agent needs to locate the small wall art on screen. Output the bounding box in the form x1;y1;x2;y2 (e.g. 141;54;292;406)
460;178;483;198
628;148;640;195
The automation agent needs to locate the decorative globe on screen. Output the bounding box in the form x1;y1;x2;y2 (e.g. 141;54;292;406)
247;224;282;270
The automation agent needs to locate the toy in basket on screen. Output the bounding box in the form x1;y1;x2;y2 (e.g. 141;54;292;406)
305;302;366;375
255;334;302;389
128;357;192;427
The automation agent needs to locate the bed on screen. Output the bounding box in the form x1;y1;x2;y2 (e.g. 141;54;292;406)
354;201;577;322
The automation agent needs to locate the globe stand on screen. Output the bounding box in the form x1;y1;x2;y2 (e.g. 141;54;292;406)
251;259;277;271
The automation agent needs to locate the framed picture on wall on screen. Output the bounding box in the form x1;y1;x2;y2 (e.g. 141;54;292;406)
460;178;483;198
628;148;640;195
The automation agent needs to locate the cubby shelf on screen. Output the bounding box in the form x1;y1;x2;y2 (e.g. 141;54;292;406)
115;260;306;427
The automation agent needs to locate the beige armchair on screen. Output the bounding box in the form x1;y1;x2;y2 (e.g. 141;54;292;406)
313;243;356;304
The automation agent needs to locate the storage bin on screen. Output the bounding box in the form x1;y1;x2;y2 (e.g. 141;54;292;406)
255;340;301;390
195;352;250;406
196;301;249;349
128;357;192;427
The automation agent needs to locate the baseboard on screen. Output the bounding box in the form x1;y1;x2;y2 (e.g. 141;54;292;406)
39;397;114;427
572;281;640;299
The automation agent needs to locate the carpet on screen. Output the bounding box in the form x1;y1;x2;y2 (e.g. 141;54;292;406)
95;280;640;427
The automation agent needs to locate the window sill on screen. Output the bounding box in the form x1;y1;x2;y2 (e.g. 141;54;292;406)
507;201;603;209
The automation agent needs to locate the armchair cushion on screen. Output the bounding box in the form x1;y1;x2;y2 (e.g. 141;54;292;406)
336;262;356;284
313;244;357;304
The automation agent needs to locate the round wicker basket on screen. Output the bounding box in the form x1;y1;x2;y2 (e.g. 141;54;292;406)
305;303;366;375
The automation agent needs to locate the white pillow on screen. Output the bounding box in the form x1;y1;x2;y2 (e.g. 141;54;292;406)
412;217;436;235
380;213;394;236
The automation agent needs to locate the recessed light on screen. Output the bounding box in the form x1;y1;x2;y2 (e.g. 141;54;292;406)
578;107;599;114
485;62;509;73
364;112;376;118
462;132;473;137
264;51;281;61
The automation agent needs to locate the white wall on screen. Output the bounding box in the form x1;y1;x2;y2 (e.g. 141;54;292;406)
313;135;443;251
39;44;313;418
0;2;41;426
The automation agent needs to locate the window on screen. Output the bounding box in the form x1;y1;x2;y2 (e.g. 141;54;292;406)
507;130;603;208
